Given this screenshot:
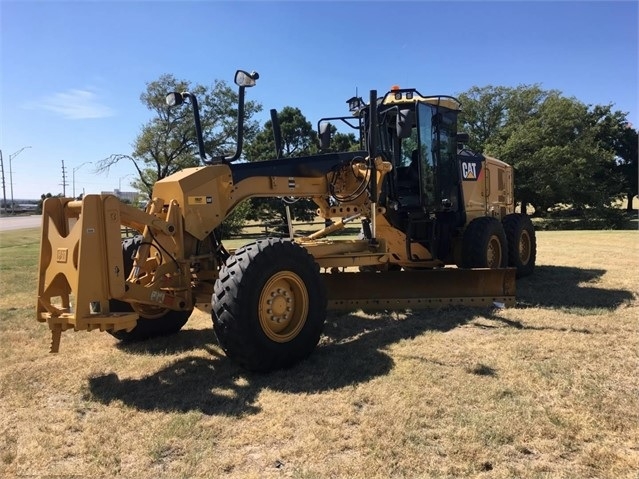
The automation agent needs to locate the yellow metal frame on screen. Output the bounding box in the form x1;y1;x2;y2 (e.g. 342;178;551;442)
36;195;193;351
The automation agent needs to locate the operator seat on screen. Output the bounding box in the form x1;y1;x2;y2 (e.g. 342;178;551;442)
396;149;421;207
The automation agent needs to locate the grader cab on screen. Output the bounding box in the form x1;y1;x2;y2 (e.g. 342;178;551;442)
36;70;535;371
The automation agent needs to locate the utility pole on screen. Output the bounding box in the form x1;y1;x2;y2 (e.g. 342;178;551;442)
9;146;32;214
61;160;68;197
0;150;6;214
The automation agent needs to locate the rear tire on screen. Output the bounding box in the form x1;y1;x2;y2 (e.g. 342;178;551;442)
108;235;192;341
461;217;508;269
502;213;536;277
212;238;327;372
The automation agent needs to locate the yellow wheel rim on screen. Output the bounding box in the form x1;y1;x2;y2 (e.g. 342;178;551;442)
259;271;309;343
487;235;503;268
519;230;532;264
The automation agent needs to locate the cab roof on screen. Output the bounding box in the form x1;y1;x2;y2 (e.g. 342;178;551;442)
380;88;462;111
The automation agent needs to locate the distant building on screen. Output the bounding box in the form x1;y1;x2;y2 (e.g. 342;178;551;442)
101;189;140;204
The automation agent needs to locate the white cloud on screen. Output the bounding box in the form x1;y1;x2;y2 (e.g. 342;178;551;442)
27;89;115;120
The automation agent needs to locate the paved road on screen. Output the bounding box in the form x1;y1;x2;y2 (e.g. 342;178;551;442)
0;215;42;232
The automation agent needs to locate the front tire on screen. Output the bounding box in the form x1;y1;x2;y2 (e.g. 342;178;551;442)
108;235;192;341
212;238;327;372
502;213;536;277
461;217;508;269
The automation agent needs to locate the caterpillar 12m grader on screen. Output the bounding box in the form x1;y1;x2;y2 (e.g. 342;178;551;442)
37;70;536;371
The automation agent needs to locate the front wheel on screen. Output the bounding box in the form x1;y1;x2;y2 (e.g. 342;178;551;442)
108;235;192;341
212;238;327;372
502;213;536;277
108;303;192;341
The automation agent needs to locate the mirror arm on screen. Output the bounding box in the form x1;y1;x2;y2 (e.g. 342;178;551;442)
270;109;283;159
181;93;208;164
223;85;246;163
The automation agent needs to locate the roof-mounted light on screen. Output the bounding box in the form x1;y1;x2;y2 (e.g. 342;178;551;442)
347;96;364;113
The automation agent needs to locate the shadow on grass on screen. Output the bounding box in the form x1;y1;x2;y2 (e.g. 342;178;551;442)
516;265;635;312
87;307;476;415
113;328;218;356
87;264;636;415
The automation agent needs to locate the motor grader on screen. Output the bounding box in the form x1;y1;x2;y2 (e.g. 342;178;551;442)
36;70;536;371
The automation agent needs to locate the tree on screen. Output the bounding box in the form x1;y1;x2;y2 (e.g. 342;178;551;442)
332;132;360;152
588;105;638;211
457;85;511;151
617;125;638;211
97;74;262;198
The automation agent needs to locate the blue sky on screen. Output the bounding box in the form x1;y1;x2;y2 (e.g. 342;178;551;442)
1;0;637;200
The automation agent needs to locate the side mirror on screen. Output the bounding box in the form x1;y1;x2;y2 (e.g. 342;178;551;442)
396;109;414;139
319;122;332;151
234;70;259;88
166;92;185;107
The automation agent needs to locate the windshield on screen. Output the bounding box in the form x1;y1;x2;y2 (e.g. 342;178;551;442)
417;103;436;207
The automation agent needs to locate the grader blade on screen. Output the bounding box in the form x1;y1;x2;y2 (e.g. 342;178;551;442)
323;268;516;311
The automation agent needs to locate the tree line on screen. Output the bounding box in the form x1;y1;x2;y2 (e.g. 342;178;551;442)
95;74;637;233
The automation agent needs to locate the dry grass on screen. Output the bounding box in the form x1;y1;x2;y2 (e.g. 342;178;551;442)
1;228;638;478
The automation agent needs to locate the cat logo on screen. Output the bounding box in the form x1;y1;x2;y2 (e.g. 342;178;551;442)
461;161;481;181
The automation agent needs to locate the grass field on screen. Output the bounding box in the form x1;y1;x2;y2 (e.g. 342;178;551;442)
1;228;637;478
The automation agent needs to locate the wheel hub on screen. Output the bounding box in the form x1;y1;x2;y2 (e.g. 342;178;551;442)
519;230;531;263
487;235;502;268
259;272;308;343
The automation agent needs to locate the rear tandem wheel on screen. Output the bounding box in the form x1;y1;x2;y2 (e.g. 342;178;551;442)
461;217;509;269
212;238;327;372
502;213;536;277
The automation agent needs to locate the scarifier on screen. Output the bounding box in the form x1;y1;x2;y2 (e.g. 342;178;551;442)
37;70;536;371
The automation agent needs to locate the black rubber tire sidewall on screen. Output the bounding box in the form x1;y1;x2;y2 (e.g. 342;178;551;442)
502;213;537;278
212;238;327;372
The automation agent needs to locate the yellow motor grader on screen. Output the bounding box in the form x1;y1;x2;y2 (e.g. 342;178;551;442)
36;70;536;371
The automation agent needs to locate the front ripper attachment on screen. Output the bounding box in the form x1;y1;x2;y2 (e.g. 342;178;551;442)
36;196;138;352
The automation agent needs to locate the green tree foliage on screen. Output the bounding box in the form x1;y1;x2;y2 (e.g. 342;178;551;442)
37;192;63;214
458;85;633;215
216;199;251;238
98;74;262;198
457;85;511;151
331;132;360;152
618;126;638;210
589;105;638;210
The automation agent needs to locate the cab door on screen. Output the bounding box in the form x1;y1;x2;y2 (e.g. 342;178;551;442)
415;102;461;214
